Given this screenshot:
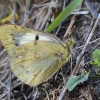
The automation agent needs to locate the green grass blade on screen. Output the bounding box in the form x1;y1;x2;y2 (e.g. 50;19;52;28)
46;0;83;32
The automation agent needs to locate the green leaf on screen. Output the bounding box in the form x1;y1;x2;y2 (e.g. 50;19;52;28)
92;49;100;62
90;59;100;67
46;0;83;32
66;69;89;91
91;49;100;67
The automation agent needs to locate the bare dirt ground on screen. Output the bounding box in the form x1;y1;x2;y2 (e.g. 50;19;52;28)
0;0;100;100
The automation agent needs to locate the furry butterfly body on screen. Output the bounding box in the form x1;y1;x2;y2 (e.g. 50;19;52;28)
0;25;70;86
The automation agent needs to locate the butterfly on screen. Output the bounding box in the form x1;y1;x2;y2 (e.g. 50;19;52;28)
0;24;71;86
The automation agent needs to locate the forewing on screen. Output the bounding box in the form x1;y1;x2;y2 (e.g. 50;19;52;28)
0;25;66;55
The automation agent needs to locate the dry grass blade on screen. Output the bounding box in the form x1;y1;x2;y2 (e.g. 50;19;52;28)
25;0;62;30
0;42;10;99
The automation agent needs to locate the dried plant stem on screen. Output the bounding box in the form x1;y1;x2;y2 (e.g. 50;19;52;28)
74;37;100;50
63;15;76;40
22;0;30;26
0;82;9;90
58;14;100;100
58;86;67;100
0;0;9;20
55;24;61;36
12;0;16;23
8;69;12;100
40;9;51;30
72;14;100;75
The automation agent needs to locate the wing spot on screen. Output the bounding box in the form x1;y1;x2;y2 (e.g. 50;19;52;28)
35;54;39;59
9;33;14;36
35;53;39;59
15;43;19;46
35;35;39;41
34;35;39;45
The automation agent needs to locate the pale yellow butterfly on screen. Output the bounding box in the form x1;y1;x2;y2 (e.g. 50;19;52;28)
0;24;71;86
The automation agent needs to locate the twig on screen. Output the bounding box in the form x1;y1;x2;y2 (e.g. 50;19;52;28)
55;24;61;36
63;15;76;40
58;14;100;100
72;14;100;75
74;37;100;50
0;0;9;21
12;0;16;23
58;86;67;100
43;88;50;100
11;81;22;89
8;69;12;100
22;0;30;26
39;8;51;30
85;0;98;19
0;82;9;90
71;11;89;14
55;0;67;36
24;10;44;27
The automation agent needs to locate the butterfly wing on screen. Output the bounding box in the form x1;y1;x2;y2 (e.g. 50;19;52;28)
11;41;69;86
11;55;60;86
0;25;69;86
0;25;67;55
